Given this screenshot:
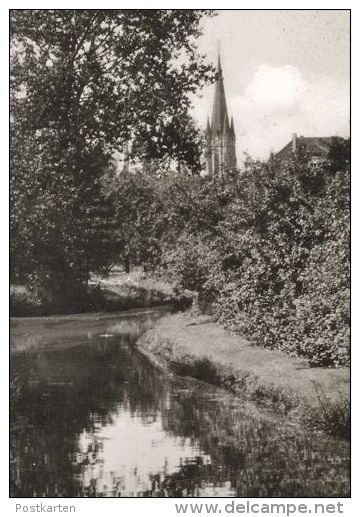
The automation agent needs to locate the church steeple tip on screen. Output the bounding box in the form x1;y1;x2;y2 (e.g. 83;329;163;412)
211;53;228;134
217;53;222;75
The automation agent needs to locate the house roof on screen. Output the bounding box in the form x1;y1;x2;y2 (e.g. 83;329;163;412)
276;136;335;159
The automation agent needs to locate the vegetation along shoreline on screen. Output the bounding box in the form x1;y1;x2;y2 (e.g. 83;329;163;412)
137;312;350;440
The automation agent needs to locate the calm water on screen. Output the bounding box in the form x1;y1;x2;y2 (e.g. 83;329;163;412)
10;310;350;497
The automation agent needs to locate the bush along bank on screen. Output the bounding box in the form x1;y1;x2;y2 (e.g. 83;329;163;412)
137;313;350;440
122;141;348;368
11;140;350;362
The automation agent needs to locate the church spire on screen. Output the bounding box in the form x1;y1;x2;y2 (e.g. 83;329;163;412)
211;54;229;134
206;116;211;135
223;111;230;135
206;53;237;178
230;116;235;137
217;52;222;73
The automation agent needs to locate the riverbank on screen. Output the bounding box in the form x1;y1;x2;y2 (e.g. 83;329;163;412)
137;312;350;439
10;269;191;317
11;308;349;497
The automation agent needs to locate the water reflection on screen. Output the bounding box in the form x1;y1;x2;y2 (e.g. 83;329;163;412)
10;312;350;497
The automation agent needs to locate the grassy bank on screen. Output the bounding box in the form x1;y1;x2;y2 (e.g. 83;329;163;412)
10;269;191;317
137;312;350;439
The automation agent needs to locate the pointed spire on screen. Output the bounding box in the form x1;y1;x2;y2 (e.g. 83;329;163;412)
223;111;230;135
206;116;211;135
230;116;235;137
217;51;222;74
205;53;237;176
211;54;229;134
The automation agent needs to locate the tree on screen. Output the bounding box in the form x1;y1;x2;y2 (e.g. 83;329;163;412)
150;141;350;366
102;166;163;272
10;9;215;300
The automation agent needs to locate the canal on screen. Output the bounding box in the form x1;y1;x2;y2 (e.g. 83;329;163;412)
10;309;350;497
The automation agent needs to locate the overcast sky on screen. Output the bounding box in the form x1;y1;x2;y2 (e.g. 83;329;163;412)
191;10;350;162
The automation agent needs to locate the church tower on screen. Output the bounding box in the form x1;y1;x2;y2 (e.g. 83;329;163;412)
206;55;237;178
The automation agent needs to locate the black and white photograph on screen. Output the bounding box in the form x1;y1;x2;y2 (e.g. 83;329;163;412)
9;8;350;500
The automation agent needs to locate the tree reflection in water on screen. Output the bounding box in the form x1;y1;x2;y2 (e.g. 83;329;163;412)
11;319;349;498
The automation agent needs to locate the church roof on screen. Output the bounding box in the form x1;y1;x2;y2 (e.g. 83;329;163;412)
211;55;229;134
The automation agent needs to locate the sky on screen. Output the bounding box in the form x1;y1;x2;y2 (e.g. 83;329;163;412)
191;10;350;162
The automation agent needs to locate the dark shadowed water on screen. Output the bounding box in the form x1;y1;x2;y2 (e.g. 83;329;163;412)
10;310;350;498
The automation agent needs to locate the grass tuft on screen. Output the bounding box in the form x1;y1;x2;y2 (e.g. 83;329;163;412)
303;383;350;440
171;357;220;385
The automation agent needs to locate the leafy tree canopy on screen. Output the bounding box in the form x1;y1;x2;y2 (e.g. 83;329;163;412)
10;9;215;299
10;9;215;167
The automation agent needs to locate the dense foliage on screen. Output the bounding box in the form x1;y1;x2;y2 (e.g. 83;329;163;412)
10;11;349;367
108;141;349;367
10;9;214;303
207;149;350;367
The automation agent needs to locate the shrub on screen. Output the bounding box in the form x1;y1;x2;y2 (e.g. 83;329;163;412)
155;141;350;367
10;285;40;316
304;385;350;439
